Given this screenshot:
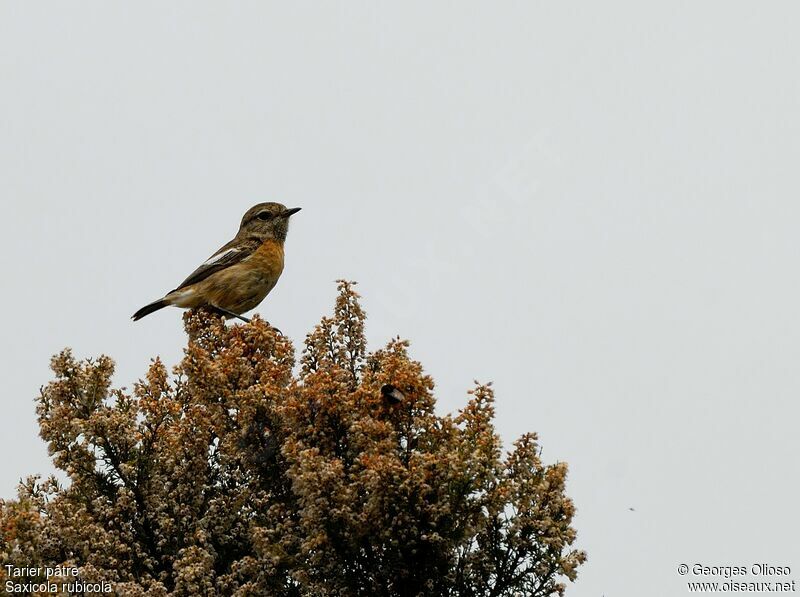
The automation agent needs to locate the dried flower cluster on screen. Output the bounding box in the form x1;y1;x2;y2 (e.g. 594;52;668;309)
1;281;585;596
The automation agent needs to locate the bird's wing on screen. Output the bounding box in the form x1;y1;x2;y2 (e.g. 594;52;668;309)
172;237;261;291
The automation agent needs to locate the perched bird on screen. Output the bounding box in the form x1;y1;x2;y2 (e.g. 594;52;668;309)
132;202;301;322
381;384;405;404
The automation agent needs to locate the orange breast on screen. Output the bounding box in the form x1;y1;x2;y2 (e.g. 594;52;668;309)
249;239;285;278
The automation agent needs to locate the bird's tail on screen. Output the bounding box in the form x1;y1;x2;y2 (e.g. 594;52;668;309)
132;298;169;321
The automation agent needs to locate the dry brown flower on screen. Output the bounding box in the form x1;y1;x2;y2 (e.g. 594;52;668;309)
1;281;585;596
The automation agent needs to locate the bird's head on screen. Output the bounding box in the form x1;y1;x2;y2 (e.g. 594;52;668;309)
238;202;301;242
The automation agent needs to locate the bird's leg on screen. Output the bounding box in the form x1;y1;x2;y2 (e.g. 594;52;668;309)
211;306;251;323
209;305;283;334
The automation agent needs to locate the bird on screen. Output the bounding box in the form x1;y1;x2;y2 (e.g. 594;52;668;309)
132;202;301;323
381;384;405;404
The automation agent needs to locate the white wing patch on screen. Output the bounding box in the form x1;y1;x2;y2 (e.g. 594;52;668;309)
203;247;238;266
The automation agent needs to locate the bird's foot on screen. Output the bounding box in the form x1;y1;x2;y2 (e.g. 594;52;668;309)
209;305;283;334
210;306;250;323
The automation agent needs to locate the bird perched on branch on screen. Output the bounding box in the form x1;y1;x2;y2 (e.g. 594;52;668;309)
381;384;405;404
132;202;301;323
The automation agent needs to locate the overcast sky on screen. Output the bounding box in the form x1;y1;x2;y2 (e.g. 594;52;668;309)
2;2;799;595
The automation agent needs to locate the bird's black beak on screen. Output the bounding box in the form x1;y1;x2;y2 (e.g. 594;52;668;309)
283;207;301;217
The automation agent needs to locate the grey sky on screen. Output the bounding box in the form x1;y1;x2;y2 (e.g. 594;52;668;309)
2;2;798;595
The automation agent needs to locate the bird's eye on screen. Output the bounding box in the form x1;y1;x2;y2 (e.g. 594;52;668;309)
257;212;272;221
